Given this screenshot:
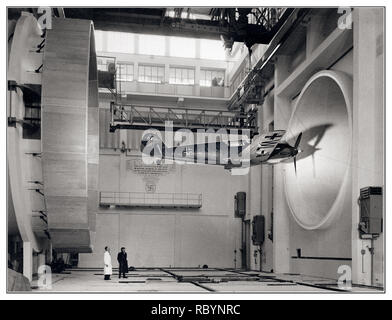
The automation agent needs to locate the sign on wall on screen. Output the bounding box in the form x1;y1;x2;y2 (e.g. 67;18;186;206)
126;159;177;193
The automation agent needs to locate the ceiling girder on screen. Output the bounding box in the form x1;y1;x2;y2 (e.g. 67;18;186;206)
63;8;294;44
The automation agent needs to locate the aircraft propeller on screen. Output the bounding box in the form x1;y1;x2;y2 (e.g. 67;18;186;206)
293;132;302;175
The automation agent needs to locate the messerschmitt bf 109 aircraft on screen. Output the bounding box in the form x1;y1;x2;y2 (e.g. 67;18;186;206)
140;130;303;172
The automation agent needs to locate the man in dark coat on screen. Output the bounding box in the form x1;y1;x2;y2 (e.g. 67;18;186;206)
117;247;128;279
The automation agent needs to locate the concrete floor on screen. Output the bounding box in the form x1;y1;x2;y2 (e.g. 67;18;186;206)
30;268;383;293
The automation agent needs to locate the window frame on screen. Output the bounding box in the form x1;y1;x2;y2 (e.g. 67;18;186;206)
138;64;165;84
169;66;195;85
106;31;135;54
138;34;166;56
200;68;225;87
116;62;134;82
97;56;116;72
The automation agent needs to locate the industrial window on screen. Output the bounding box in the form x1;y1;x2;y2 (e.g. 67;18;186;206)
169;36;196;58
200;69;225;87
106;31;134;54
169;67;195;85
138;34;165;56
200;39;226;60
97;56;115;72
95;30;105;51
138;65;165;83
116;63;134;81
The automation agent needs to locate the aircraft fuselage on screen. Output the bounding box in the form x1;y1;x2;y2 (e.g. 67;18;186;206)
140;130;301;170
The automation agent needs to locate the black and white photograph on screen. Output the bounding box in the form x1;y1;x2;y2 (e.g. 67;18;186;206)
4;2;388;300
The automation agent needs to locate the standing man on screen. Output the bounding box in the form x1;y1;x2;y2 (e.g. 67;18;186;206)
117;247;128;279
104;246;112;280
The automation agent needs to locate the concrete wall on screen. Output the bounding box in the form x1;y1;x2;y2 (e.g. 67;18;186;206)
272;7;384;284
258;90;275;272
79;151;247;268
270;9;355;279
351;8;384;287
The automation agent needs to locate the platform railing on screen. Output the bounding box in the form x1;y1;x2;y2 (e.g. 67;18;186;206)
109;103;256;134
99;191;202;208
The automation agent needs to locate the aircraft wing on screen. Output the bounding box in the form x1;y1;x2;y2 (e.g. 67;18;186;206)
251;130;286;158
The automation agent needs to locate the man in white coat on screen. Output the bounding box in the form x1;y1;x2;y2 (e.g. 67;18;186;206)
104;246;112;280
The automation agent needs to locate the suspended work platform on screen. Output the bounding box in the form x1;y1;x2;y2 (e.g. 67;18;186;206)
109;102;258;136
100;191;202;208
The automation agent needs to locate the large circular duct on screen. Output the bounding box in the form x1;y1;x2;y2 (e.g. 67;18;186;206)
7;12;44;252
41;18;98;252
283;70;352;230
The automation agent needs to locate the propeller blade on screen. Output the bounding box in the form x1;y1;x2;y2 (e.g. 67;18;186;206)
294;132;302;149
294;156;297;175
